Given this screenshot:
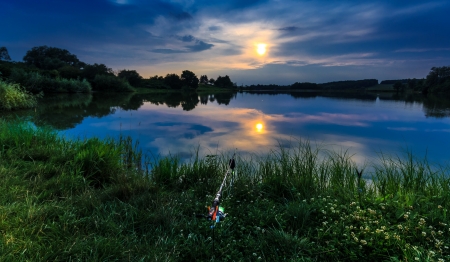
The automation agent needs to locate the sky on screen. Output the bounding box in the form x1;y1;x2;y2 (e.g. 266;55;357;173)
1;0;450;85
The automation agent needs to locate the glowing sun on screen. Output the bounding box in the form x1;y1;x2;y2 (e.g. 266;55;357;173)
256;44;266;55
256;123;263;131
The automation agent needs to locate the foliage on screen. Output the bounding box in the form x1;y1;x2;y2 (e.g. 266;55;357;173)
1;121;449;261
291;82;320;90
393;81;403;92
199;74;208;84
181;70;199;89
425;66;450;94
8;69;91;93
23;45;85;70
0;47;11;61
164;73;183;89
0;80;38;110
58;65;82;79
118;69;143;87
81;63;115;83
380;79;409;85
214;75;234;88
91;74;135;92
319;79;379;90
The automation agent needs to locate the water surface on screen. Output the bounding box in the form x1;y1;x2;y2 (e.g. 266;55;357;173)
3;91;450;167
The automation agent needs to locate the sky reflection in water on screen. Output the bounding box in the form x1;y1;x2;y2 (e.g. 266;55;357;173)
57;92;450;168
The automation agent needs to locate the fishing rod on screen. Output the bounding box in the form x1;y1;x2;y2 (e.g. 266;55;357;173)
206;152;236;223
202;151;236;255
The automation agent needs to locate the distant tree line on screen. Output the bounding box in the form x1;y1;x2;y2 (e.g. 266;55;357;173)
242;79;377;91
1;45;448;95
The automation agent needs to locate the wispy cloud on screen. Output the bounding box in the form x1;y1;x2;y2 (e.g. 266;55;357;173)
2;0;450;84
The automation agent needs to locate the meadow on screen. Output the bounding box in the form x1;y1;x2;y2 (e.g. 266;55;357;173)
0;119;449;261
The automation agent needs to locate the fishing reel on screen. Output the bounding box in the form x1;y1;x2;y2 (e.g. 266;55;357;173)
207;196;226;222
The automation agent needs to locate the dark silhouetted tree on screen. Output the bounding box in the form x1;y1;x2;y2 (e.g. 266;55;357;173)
118;69;143;87
0;47;11;61
200;75;208;84
81;63;114;82
181;70;199;89
209;78;215;85
164;73;183;89
393;82;402;93
214;75;234;88
23;46;84;70
58;65;81;79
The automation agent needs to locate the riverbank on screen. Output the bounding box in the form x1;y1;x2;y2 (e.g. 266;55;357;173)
0;119;449;261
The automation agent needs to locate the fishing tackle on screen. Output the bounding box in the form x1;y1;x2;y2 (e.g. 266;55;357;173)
206;155;235;222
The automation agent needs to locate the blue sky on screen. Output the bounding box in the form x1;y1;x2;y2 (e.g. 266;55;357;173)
1;0;450;84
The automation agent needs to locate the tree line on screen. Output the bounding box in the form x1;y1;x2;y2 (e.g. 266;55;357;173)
0;46;236;94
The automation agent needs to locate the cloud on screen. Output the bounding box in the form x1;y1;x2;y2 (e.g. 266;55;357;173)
277;26;299;32
151;35;214;53
172;11;193;20
2;0;450;84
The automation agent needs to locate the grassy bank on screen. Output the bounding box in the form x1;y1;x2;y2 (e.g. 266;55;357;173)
0;119;449;261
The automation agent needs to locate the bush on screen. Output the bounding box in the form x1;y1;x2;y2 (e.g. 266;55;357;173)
0;79;38;110
92;74;135;92
8;68;91;93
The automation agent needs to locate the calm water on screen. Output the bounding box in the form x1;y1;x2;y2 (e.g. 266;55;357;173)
3;91;450;167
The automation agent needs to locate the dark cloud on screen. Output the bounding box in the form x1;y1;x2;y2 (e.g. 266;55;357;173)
177;35;196;42
187;41;214;52
277;26;299;32
172;11;193;21
151;35;213;53
208;26;222;31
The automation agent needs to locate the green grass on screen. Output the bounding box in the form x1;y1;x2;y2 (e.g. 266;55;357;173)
0;80;38;110
0;119;449;261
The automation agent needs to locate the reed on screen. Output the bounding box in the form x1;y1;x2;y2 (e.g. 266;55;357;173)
1;119;449;261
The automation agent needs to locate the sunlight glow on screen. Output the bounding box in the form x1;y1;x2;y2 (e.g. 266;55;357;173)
256;123;263;131
256;44;267;55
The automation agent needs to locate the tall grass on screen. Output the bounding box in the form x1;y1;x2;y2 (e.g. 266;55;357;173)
1;119;449;261
0;79;38;110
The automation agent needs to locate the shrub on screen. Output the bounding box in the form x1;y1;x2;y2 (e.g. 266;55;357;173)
92;74;135;92
8;68;91;93
0;79;38;110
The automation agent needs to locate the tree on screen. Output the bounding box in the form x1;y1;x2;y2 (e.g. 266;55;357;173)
426;66;450;86
214;75;234;88
81;63;114;82
181;70;199;89
164;73;183;89
58;65;81;79
393;82;402;93
0;47;11;61
199;75;208;84
118;69;143;87
209;78;215;85
23;46;84;70
150;75;164;81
